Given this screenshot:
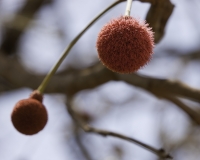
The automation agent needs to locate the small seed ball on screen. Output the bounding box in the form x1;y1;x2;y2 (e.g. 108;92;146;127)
96;16;154;73
11;98;48;135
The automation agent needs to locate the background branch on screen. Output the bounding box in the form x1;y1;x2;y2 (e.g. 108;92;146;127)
74;126;93;160
0;55;199;102
66;96;172;159
146;0;174;43
0;0;52;55
154;93;200;125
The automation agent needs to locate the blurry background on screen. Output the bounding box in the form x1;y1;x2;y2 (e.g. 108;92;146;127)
0;0;200;160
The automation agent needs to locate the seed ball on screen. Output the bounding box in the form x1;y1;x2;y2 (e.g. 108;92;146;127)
11;98;48;135
96;16;154;73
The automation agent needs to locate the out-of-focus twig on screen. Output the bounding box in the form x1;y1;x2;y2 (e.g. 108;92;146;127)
66;97;172;159
146;0;174;43
119;73;200;102
156;49;200;61
74;126;93;160
0;0;51;55
157;94;200;125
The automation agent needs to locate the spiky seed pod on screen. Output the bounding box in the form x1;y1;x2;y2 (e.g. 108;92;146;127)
11;91;48;135
96;16;154;74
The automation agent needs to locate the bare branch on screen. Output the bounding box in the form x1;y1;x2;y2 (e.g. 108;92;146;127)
0;0;51;55
119;74;200;102
74;126;93;160
66;97;172;159
157;49;200;61
158;94;200;125
0;55;199;103
145;0;174;43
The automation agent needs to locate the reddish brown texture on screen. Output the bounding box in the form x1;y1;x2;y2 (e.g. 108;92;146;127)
96;16;154;73
30;90;43;102
11;98;48;135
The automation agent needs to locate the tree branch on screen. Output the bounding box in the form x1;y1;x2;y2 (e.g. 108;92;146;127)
0;0;51;55
118;73;200;102
145;0;174;43
74;126;93;160
158;94;200;125
0;55;199;102
66;97;172;159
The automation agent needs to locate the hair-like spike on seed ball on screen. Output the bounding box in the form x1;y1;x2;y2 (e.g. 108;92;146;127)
96;16;154;74
11;92;48;135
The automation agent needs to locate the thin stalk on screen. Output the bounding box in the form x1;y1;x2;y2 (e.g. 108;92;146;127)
125;0;133;16
37;0;126;93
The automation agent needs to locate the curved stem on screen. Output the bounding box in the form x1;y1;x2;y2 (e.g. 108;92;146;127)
125;0;133;16
37;0;126;93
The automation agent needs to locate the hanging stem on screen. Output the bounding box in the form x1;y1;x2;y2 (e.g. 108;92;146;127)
125;0;133;16
37;0;126;94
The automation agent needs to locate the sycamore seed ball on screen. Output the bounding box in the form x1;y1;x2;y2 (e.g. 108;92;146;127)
96;16;154;73
11;91;48;135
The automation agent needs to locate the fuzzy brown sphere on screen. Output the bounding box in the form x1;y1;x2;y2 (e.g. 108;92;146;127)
96;16;154;73
11;98;48;135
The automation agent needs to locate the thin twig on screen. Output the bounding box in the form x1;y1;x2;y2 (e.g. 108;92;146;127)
66;97;172;159
74;126;93;160
159;94;200;125
119;73;200;102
